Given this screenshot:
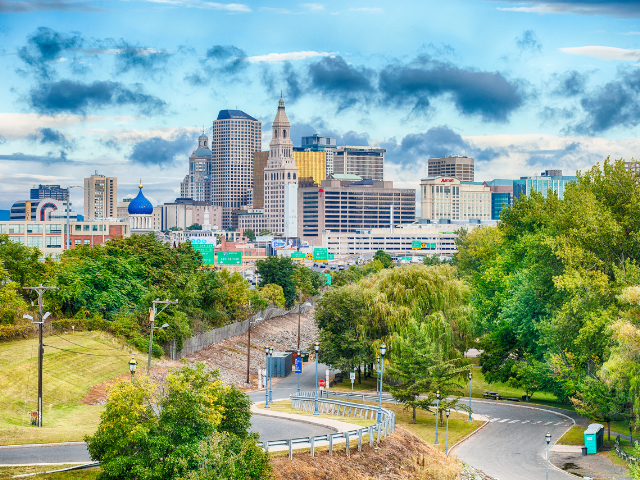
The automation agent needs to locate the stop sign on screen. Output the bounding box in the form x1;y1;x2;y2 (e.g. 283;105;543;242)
319;379;326;387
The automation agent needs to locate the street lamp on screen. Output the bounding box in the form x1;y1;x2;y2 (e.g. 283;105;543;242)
129;357;137;384
377;343;386;423
445;408;450;455
434;389;441;445
546;432;551;480
468;371;473;422
296;349;301;394
264;346;270;409
268;346;274;402
375;355;381;398
313;342;320;416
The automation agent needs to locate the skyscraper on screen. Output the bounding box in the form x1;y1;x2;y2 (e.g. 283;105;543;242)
30;184;68;201
212;110;262;228
427;156;474;182
84;172;117;220
180;132;212;201
334;146;385;181
300;134;336;176
264;97;298;235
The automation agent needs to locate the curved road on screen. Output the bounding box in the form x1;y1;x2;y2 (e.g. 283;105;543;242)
454;401;576;480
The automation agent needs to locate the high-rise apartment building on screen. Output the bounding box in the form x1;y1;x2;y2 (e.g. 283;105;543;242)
301;134;336;175
252;151;269;209
30;184;68;201
333;146;385;181
180;133;212;201
264;97;298;235
84;172;117;220
212;110;262;228
427;156;474;182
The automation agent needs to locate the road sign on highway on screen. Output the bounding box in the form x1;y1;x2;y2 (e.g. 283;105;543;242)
314;248;328;262
318;379;326;388
306;253;313;260
191;243;216;266
350;372;355;382
294;358;302;374
324;273;331;285
217;251;242;265
291;251;306;259
328;253;335;260
412;240;421;249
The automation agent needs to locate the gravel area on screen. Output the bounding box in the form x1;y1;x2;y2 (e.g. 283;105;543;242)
187;308;318;388
551;451;632;480
457;465;496;480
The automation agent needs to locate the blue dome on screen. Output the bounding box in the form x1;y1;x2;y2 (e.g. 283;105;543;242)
128;186;153;215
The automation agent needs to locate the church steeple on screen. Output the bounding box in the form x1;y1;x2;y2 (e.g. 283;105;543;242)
269;96;293;163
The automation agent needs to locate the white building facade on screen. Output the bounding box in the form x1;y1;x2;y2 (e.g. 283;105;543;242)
420;176;492;222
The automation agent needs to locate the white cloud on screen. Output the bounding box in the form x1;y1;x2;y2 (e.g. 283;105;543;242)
497;3;614;15
302;3;324;12
498;5;568;14
142;0;250;12
0;113;135;140
248;51;331;62
78;47;166;55
559;46;640;61
349;7;383;13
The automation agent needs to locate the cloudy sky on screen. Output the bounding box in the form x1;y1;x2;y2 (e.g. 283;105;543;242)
1;0;640;211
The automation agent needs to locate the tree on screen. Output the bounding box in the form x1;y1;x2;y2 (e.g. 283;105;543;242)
423;255;448;266
258;230;273;236
244;229;256;242
258;284;285;308
0;234;46;290
255;256;296;308
187;223;202;231
506;357;550;400
373;249;393;269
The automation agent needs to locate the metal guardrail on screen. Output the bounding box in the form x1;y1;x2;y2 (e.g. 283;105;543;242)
319;389;397;404
258;391;396;458
615;435;639;465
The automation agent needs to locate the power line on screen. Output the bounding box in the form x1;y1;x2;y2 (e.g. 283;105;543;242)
43;344;134;357
49;332;132;351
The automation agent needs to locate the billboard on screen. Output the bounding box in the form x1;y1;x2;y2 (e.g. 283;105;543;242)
314;248;328;262
217;251;242;265
189;237;217;246
272;237;302;249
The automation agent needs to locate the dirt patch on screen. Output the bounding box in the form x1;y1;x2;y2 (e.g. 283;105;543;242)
270;426;494;480
188;309;318;389
551;451;632;480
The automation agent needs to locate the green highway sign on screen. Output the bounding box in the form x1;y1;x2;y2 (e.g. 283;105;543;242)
412;240;421;249
217;251;242;265
328;253;335;260
411;241;437;250
191;244;216;266
291;251;306;259
313;248;328;262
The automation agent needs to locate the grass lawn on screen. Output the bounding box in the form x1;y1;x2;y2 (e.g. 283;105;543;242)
0;332;147;445
0;465;100;480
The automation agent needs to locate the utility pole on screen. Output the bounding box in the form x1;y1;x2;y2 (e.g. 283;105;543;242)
23;284;58;428
147;299;178;375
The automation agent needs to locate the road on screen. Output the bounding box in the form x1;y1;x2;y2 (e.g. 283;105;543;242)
0;362;335;466
454;401;576;480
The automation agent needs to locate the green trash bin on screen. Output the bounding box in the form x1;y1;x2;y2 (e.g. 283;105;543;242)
301;351;309;362
584;423;604;454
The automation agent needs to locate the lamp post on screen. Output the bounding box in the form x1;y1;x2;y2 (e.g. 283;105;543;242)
268;346;273;402
376;355;381;398
313;342;320;415
546;432;551;480
296;349;301;394
377;343;386;423
468;371;473;421
445;408;451;455
434;389;441;445
129;357;137;384
264;346;270;408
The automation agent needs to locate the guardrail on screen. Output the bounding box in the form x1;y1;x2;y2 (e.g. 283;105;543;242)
615;435;639;466
319;389;398;404
258;391;395;459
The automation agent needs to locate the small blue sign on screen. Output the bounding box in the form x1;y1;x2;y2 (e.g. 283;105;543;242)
294;357;303;374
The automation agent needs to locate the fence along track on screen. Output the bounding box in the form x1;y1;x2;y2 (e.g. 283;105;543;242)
259;391;396;458
164;302;314;360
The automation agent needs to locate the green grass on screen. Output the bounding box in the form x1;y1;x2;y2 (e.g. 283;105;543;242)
0;332;147;445
331;375;378;393
0;465;100;480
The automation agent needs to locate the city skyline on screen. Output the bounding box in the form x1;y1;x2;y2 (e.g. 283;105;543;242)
2;0;640;211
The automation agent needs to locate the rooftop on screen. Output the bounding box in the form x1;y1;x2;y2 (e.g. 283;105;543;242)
216;110;258;121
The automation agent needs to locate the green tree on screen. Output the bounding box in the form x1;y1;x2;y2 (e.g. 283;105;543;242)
244;229;256;242
0;234;46;290
255;256;296;308
186;223;202;231
258;284;285;308
373;249;393;269
258;230;273;236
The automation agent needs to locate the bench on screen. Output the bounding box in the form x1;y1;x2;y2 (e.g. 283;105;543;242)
483;392;502;400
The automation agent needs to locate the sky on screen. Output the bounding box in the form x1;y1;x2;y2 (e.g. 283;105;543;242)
1;0;640;211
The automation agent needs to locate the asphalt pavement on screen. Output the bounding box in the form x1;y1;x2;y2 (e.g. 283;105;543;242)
454;401;576;480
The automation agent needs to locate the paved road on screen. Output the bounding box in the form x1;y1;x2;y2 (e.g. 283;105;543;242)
454;401;576;480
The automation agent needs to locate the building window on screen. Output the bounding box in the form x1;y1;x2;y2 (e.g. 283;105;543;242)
46;224;61;234
27;224;43;234
27;237;43;248
75;225;81;231
83;225;90;231
74;239;81;245
9;224;24;234
0;225;4;234
84;239;91;245
9;236;24;244
46;236;62;248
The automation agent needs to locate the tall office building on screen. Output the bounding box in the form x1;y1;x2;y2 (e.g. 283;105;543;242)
334;146;385;181
264;97;298;235
427;156;474;182
180;132;212;201
84;172;117;220
252;151;269;209
30;184;68;201
513;174;576;200
301;134;336;175
212;110;262;228
420;176;491;221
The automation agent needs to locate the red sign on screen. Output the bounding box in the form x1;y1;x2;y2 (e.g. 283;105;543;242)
440;178;454;183
319;379;326;387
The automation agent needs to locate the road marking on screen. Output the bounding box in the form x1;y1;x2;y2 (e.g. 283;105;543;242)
544;421;553;425
508;420;520;424
533;421;542;424
490;418;501;422
521;420;530;424
554;422;564;426
499;419;510;423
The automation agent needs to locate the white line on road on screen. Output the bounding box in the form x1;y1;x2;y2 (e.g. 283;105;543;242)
490;418;501;422
533;421;542;424
521;420;530;424
499;419;510;423
544;421;553;425
508;420;520;423
554;422;564;425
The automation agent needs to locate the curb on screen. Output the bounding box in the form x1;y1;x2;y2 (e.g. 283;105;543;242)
448;417;490;456
0;442;86;449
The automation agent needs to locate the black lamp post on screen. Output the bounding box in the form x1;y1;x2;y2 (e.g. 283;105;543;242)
434;389;441;445
264;346;270;409
129;356;137;384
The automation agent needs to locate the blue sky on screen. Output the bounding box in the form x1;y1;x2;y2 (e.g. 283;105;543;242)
1;0;640;210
